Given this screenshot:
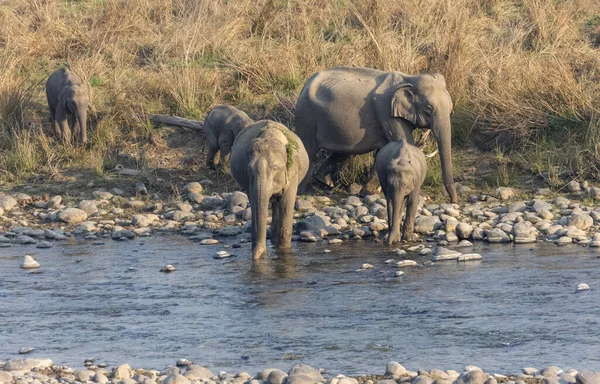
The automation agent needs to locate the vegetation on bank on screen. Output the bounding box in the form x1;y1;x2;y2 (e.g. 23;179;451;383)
0;0;599;192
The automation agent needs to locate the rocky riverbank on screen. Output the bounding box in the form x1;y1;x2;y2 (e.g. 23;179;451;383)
3;180;600;257
0;358;597;384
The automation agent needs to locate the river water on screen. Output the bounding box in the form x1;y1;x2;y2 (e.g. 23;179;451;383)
1;236;599;374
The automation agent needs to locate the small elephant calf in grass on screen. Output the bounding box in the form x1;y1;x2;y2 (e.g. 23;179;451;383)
203;105;254;170
376;138;427;245
45;68;89;145
230;120;309;259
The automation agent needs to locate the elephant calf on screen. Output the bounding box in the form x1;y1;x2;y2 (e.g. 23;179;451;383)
45;68;89;145
230;120;309;259
376;138;426;245
203;105;254;169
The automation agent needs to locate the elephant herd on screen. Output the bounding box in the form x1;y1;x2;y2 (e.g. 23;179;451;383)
44;66;458;260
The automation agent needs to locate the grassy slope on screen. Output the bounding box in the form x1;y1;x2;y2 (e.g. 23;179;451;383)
0;0;599;197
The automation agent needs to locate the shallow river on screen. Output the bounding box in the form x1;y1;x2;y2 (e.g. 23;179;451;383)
1;236;600;374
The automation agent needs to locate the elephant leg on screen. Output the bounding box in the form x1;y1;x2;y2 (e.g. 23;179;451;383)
206;146;220;170
273;179;297;249
68;115;78;142
49;107;61;138
219;150;231;168
402;188;420;242
386;185;405;246
315;153;346;188
298;139;319;194
270;196;282;247
57;115;71;143
249;174;270;260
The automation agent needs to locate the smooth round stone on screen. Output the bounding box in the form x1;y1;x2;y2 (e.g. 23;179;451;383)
457;253;482;262
556;236;573;245
359;263;374;270
213;251;232;259
200;239;219;245
18;347;35;354
20;255;40;269
36;241;53;249
394;271;405;277
160;265;176;273
418;248;433;256
431;247;461;261
396;260;418;268
576;283;590;292
385;361;407;379
328;239;343;245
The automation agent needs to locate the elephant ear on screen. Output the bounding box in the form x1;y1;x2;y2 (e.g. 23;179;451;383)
391;83;417;125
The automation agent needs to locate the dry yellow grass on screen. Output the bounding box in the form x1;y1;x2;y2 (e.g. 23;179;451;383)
0;0;599;185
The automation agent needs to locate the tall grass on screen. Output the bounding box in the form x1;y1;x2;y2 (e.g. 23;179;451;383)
0;0;599;184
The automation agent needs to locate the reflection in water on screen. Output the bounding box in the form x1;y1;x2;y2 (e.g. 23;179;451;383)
1;237;600;374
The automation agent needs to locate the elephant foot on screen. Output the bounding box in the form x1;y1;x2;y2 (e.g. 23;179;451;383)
386;232;401;246
252;244;267;260
402;232;417;242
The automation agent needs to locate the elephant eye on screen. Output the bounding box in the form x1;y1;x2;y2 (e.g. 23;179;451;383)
425;104;434;115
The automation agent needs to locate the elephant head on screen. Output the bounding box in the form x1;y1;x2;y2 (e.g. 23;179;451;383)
390;74;458;203
57;82;89;144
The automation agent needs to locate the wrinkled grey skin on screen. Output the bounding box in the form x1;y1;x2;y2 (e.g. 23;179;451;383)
204;105;254;169
45;68;89;145
295;66;457;203
230;120;309;260
376;138;426;245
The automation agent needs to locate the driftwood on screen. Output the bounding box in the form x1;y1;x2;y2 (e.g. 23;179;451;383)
149;115;204;131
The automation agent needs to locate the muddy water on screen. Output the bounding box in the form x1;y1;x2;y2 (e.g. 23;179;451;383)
1;237;599;374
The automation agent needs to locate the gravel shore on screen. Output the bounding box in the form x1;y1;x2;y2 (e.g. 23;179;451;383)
0;359;598;384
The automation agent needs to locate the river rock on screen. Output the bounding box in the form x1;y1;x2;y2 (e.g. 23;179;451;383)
185;366;215;380
287;375;319;384
397;260;418;268
540;367;563;378
567;180;581;192
229;191;249;211
201;196;224;209
15;235;36;244
485;228;510;243
386;361;407;379
46;195;62;209
79;200;99;215
0;372;12;383
295;198;313;211
58;208;88;225
415;216;441;234
76;370;96;382
495;187;514;200
456;223;474;239
112;364;132;379
163;373;191;384
288;364;322;382
183;182;203;195
556;236;573;245
576;283;590;292
36;241;53;248
296;215;328;235
456;370;488;384
20;255;40;269
2;358;53;371
568;214;593;230
412;376;434;384
575;371;600;384
431;247;461;261
160;265;176;273
457;253;482;262
266;370;288;384
0;195;18;211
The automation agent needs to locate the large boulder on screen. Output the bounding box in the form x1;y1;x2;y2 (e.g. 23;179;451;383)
184;366;214;381
163;373;191;384
576;371;600;384
296;215;328;235
414;216;442;234
456;370;488;384
568;214;594;230
58;208;88;225
229;191;249;211
266;370;288;384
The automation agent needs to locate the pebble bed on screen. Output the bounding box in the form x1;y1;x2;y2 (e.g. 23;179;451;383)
0;359;598;384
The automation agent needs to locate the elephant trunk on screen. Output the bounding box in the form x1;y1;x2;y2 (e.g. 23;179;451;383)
387;185;406;246
76;107;88;145
250;160;270;260
433;114;458;203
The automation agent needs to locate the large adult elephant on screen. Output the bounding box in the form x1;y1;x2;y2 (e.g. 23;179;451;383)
230;120;309;260
294;66;457;203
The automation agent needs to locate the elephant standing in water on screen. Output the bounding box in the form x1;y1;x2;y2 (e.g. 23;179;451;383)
203;105;254;169
376;138;427;245
45;68;89;145
295;66;457;203
230;120;309;260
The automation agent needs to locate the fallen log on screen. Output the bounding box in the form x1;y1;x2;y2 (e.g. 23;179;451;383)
149;115;204;131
